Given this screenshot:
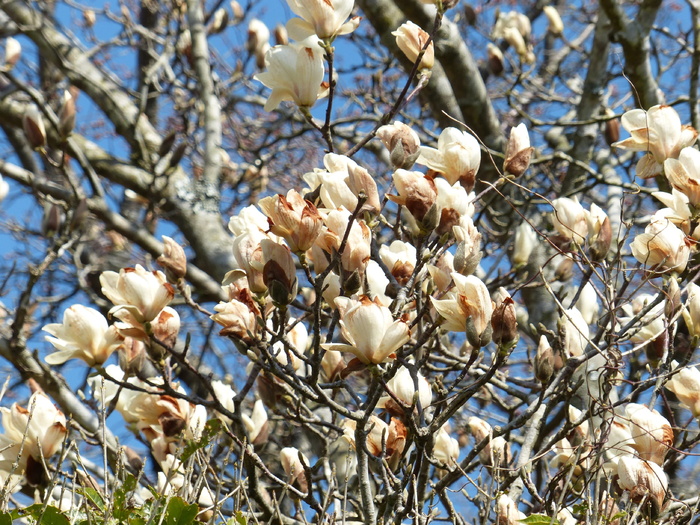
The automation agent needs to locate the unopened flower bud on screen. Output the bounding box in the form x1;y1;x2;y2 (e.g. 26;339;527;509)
392;21;434;71
157;236;187;281
84;9;96;28
58;89;76;138
274;24;288;45
542;6;564;36
535;335;554;383
258;239;297;306
377;121;421;170
4;37;21;69
487;43;504;76
504;123;533;176
230;1;243;21
23;106;46;150
389;169;438;224
604;109;620;146
491;288;518;346
512;222;537;267
209;8;229;35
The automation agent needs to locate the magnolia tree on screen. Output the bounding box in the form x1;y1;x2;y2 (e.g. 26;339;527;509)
0;0;698;523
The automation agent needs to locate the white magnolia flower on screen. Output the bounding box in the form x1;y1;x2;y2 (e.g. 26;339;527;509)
323;295;410;364
254;39;327;112
617;456;668;510
551;196;588;243
625;403;673;465
432;273;493;337
285;0;360;41
0;392;67;474
416;127;481;189
433;424;460;468
666;360;700;417
560;307;589;357
377;366;432;412
303;153;380;214
392;21;434;71
613;105;698;179
100;265;175;324
631;214;690;273
379;240;417;286
665;146;700;205
43;305;123;366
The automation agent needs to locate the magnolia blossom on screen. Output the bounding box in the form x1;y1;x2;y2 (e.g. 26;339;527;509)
631;215;690;273
377;366;432;413
323;295;410;364
254;39;327;112
666;360;700;417
625;403;673;465
559;307;589;357
43;305;123;366
157;236;187;280
379;240;417;285
388;169;438;224
253;239;298;305
684;283;700;339
432;273;493;342
100;265;175;324
211;380;236;423
512;222;537;266
613;105;698;178
542;6;564;35
0;175;8;203
211;297;260;342
247;19;270;69
303;153;380;214
285;0;360;41
575;282;599;326
617;456;668;511
433;425;460;468
618;297;667;345
280;447;309;492
342;416;407;461
665;147;700;205
417;128;481;189
0;392;67;476
376;121;421;169
551;197;588;243
392;21;434;71
652;189;700;238
492;11;531;42
426;251;454;293
587;203;612;260
435;178;475;234
258;190;323;252
467;417;509;468
503;123;533;176
316;207;372;275
242;400;269;445
496;494;526;525
89;365;150;425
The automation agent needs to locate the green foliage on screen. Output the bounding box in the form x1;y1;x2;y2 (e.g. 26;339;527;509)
519;514;560;525
164;497;200;525
10;504;69;525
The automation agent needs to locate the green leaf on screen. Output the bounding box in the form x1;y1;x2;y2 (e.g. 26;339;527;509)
10;505;70;525
113;473;138;520
0;511;11;525
519;514;560;525
82;487;106;513
226;511;247;525
164;497;199;525
180;418;222;462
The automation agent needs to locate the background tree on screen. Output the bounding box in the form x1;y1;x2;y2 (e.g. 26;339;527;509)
0;0;698;524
